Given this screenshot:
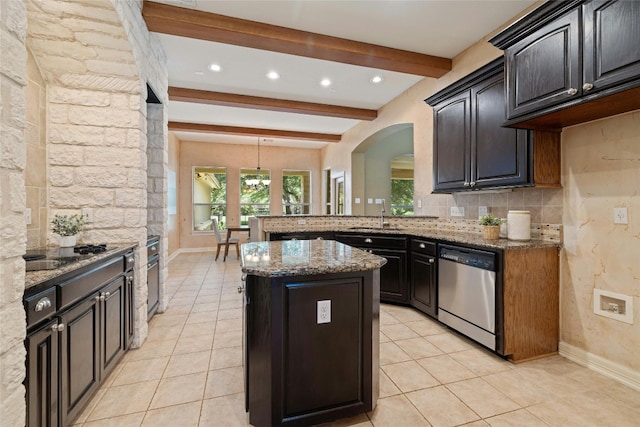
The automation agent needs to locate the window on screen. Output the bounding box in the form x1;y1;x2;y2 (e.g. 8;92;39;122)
391;156;414;216
193;167;227;232
240;168;270;225
282;170;311;215
324;169;332;214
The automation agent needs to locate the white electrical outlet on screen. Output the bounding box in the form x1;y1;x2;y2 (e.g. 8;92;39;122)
297;219;306;225
479;206;489;217
367;198;373;204
82;207;94;223
417;199;422;209
317;300;331;324
613;207;628;224
355;198;361;204
375;198;383;204
25;208;32;225
451;206;465;217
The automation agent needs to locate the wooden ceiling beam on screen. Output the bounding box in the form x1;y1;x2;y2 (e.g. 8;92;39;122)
143;1;452;78
168;121;341;142
169;87;377;121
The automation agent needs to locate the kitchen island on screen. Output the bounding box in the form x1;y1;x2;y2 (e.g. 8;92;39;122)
240;239;386;427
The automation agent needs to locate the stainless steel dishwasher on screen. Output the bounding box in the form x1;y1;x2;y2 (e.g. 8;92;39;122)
438;244;497;350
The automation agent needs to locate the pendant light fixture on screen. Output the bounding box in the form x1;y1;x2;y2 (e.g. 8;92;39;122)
246;137;270;187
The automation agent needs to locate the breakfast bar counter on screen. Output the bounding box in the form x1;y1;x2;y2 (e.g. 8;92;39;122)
240;240;386;427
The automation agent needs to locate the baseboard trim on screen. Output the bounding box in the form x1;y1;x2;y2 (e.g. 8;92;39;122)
559;341;640;391
167;247;214;263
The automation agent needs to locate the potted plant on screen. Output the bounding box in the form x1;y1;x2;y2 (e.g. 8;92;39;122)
51;213;86;247
479;213;504;240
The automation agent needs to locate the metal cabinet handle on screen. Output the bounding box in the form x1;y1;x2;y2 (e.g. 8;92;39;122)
316;236;324;240
470;181;476;187
104;292;110;298
51;323;65;332
419;243;426;249
237;286;244;294
127;257;134;264
428;258;435;264
95;295;101;302
151;245;157;251
582;83;593;91
463;182;470;187
35;297;52;312
364;238;373;243
567;88;578;95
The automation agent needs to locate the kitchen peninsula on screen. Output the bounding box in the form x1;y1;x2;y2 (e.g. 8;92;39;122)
240;239;386;427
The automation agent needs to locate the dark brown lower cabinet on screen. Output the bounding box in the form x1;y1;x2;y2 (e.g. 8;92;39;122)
245;270;379;427
371;248;408;303
26;319;59;427
409;254;437;318
25;250;134;427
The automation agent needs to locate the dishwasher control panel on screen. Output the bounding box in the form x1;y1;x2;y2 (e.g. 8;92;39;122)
439;245;496;271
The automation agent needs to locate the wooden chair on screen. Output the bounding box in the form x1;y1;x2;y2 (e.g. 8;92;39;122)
212;218;240;261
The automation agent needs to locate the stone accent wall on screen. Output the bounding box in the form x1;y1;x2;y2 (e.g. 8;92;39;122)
0;0;28;424
147;103;169;313
0;0;168;422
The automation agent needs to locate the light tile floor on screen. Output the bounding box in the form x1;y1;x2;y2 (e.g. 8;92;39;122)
73;252;640;426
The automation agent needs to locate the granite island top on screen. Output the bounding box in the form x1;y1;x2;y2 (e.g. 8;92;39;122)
25;244;137;291
264;225;561;250
240;240;387;278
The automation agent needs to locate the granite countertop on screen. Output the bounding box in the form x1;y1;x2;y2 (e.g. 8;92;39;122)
25;244;137;290
240;240;387;277
264;226;561;250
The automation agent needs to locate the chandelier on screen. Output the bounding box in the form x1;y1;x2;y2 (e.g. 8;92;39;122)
246;137;271;187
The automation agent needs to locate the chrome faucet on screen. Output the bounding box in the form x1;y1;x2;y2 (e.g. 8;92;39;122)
380;199;389;228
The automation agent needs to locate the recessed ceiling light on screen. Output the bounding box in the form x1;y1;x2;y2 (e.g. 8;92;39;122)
266;71;280;80
208;63;223;72
320;78;332;87
370;75;383;84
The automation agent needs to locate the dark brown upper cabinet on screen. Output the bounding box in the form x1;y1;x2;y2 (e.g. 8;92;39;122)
490;0;640;130
425;58;559;193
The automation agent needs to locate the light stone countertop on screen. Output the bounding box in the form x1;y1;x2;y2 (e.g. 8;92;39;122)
264;226;561;250
240;240;387;278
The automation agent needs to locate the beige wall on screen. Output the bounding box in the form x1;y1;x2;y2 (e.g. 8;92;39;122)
561;111;640;371
25;49;47;249
167;132;180;256
177;139;322;249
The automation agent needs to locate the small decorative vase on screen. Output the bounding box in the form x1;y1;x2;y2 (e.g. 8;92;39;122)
59;235;77;247
483;225;500;240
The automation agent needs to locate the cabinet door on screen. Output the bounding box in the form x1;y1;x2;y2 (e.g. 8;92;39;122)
59;295;100;427
125;273;135;348
472;74;532;188
101;277;127;378
372;248;408;303
26;319;59;427
147;259;159;318
432;90;471;192
505;8;581;119
583;0;640;93
410;253;437;318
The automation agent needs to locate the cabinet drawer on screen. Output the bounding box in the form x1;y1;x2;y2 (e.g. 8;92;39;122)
410;239;436;256
25;287;57;329
335;234;407;250
59;256;124;310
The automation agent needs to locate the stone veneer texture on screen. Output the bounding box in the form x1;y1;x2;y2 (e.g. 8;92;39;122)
0;0;169;424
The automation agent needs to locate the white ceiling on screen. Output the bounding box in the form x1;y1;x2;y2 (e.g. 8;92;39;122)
153;0;538;148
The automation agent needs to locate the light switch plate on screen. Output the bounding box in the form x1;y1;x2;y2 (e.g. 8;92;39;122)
317;300;331;324
613;207;628;224
355;197;361;204
451;206;465;217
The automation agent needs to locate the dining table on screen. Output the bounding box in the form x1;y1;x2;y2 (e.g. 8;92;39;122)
224;226;249;261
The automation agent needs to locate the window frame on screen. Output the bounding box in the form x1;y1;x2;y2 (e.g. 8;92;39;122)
240;167;271;225
282;169;312;216
192;166;227;233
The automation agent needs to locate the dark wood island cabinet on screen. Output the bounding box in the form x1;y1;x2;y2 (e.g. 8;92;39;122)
240;239;386;427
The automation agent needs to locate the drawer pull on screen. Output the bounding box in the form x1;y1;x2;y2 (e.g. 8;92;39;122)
103;292;110;298
316;236;324;240
567;87;578;95
364;238;373;243
127;257;134;264
419;243;426;249
35;297;52;312
51;323;65;332
582;83;593;91
151;245;157;251
428;258;435;264
237;286;244;294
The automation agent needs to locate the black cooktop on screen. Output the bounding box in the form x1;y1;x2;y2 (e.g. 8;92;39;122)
24;244;109;271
